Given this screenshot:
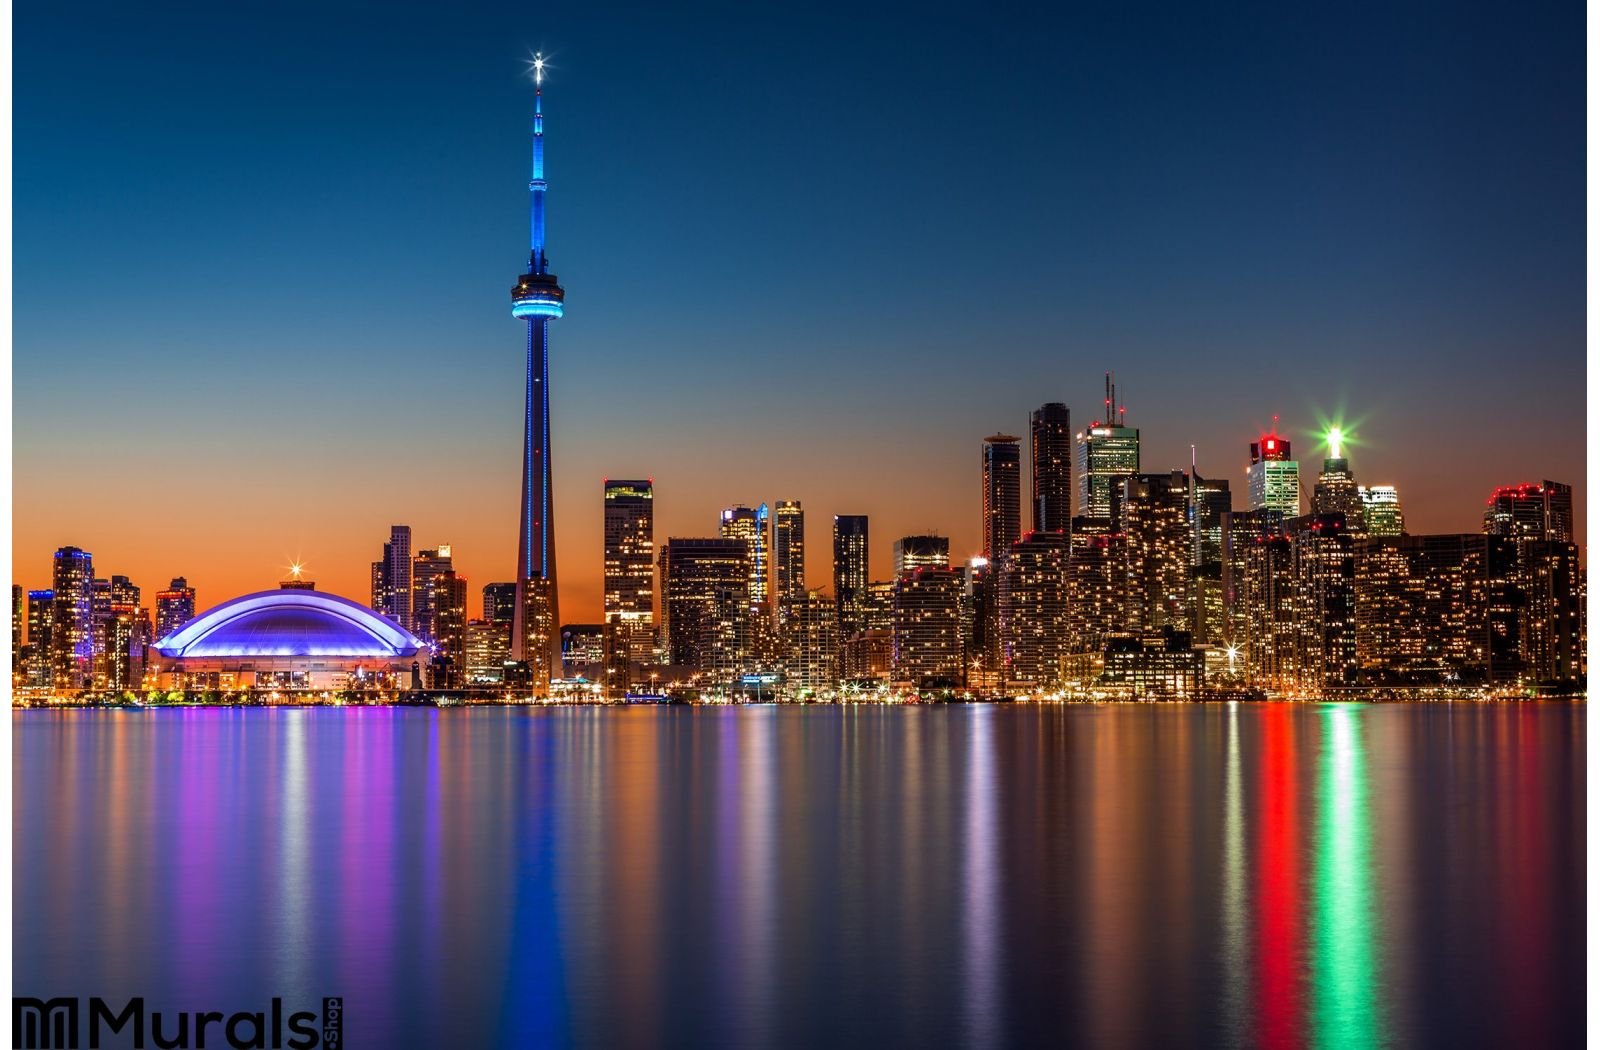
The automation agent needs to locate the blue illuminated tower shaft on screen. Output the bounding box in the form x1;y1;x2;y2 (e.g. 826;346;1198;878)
510;73;566;670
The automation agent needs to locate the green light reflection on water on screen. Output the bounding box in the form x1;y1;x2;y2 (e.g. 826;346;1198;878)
1313;705;1381;1050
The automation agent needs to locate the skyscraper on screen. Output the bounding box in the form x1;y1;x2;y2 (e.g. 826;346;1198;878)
1359;485;1406;538
982;434;1022;560
1030;402;1072;533
510;53;566;673
155;577;196;640
1247;430;1301;515
1076;376;1139;521
429;572;469;688
833;515;870;636
772;500;806;609
997;531;1071;688
11;585;22;688
1483;481;1574;542
372;525;413;630
1189;467;1232;645
26;589;54;688
890;566;964;688
1310;428;1363;532
892;535;951;577
411;546;454;645
720;504;770;609
1121;471;1194;634
483;582;517;625
604;480;657;663
660;538;751;674
50;547;95;693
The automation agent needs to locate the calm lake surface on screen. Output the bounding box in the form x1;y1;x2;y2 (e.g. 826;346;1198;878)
13;704;1585;1048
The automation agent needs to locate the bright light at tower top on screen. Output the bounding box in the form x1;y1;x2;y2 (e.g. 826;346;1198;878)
528;51;547;86
1328;427;1343;459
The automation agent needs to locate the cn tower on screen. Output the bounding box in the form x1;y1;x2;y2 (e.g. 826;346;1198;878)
510;52;565;672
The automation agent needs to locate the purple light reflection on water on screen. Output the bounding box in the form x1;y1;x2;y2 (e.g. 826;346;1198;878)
12;704;1586;1049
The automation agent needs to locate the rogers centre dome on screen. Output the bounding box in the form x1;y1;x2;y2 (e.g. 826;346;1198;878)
149;588;425;691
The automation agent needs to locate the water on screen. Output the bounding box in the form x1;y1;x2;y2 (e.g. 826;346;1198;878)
13;704;1585;1048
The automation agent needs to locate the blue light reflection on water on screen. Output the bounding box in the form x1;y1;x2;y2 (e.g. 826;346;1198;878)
12;704;1585;1048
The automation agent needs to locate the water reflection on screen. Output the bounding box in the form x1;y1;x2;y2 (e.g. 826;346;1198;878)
13;704;1585;1048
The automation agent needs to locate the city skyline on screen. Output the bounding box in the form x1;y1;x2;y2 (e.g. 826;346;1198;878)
14;2;1585;623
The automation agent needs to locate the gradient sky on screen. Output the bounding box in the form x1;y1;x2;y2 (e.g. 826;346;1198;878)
14;0;1585;623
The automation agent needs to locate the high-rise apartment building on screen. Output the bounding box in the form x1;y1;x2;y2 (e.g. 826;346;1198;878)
50;547;95;693
372;525;413;630
604;480;656;663
1190;469;1232;644
833;515;870;636
25;589;54;688
411;546;455;645
772;500;806;609
997;531;1071;688
780;590;839;694
892;535;950;577
1247;432;1301;515
890;567;964;687
1063;519;1127;682
1122;471;1194;634
466;619;512;684
661;538;751;675
155;577;196;640
1356;533;1515;682
1030;402;1072;533
981;435;1022;560
720;504;771;610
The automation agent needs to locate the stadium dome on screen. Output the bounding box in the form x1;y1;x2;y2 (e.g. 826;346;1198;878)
153;589;423;659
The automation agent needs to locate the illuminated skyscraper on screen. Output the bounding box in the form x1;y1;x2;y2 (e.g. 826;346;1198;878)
720;504;770;609
372;525;413;630
466;618;512;685
11;585;21;687
1189;466;1232;644
1310;428;1363;532
604;480;656;662
411;546;454;645
427;572;469;688
1483;481;1573;542
509;54;567;672
982;434;1022;560
661;538;751;674
1356;533;1515;682
1030;402;1072;533
1076;375;1139;521
25;589;53;688
1359;485;1405;538
833;515;870;636
772;501;806;608
780;590;839;694
50;547;95;692
892;535;950;577
1247;430;1300;515
1122;471;1193;633
997;531;1071;688
483;582;517;625
891;567;964;688
155;577;196;640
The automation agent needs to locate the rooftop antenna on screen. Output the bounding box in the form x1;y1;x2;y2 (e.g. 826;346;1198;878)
1103;372;1112;425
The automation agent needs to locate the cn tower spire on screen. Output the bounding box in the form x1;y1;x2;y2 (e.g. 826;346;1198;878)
510;51;566;684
